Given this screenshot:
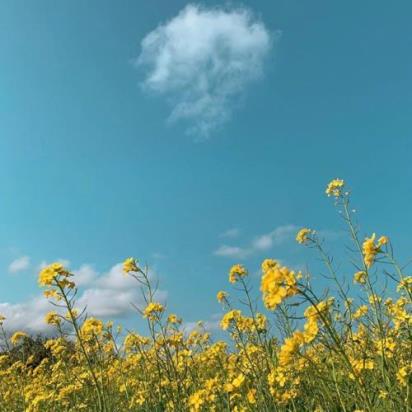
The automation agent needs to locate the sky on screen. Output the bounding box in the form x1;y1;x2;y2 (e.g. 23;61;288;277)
1;0;412;334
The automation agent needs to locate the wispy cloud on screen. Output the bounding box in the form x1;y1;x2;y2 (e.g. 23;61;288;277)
8;256;30;274
214;245;250;259
214;225;298;259
219;228;241;239
137;4;274;137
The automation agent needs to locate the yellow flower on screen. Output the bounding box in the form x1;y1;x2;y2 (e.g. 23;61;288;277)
247;389;257;404
362;233;388;268
378;390;388;399
10;331;28;345
167;314;181;324
353;305;368;320
220;310;241;330
188;390;204;411
38;262;69;287
143;302;164;320
216;291;228;303
81;318;103;338
378;236;388;246
261;258;278;272
397;276;412;292
397;365;410;386
232;373;245;388
296;228;313;244
325;178;345;197
353;271;367;284
278;331;305;366
44;311;61;326
43;289;60;300
0;314;5;326
261;263;298;310
123;257;139;273
369;294;382;306
229;264;247;283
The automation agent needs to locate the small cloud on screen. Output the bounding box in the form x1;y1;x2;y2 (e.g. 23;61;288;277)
8;256;30;274
219;228;241;239
252;233;273;251
137;4;274;137
214;225;298;259
183;313;222;334
253;225;298;251
214;245;250;259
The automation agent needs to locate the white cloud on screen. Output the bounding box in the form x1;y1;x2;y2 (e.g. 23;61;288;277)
73;264;98;287
8;256;30;274
214;225;297;259
78;263;167;318
137;4;274;136
0;262;167;334
253;225;298;250
214;245;250;259
0;297;53;335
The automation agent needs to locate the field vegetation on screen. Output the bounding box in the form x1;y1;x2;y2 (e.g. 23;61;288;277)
0;179;411;411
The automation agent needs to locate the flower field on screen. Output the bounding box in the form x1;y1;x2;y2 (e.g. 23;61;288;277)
0;179;411;411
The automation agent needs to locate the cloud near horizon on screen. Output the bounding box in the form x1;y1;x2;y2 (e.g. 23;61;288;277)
137;4;274;137
0;262;167;334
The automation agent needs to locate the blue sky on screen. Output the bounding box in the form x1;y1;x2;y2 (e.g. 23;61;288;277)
1;0;412;333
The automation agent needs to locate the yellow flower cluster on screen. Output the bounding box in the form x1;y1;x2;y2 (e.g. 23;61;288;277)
123;257;139;273
362;233;388;268
296;227;313;244
10;331;28;345
143;302;165;320
260;259;298;310
228;264;247;283
38;262;72;287
216;290;228;303
354;270;367;284
325;178;345;197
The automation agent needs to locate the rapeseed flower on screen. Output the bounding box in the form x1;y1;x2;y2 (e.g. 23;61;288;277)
229;264;247;283
325;178;345;197
296;228;313;244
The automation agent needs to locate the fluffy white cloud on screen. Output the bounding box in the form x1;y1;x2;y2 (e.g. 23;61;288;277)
0;262;167;334
73;264;98;286
0;298;52;335
78;263;166;318
137;4;273;136
8;256;30;273
214;225;297;259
